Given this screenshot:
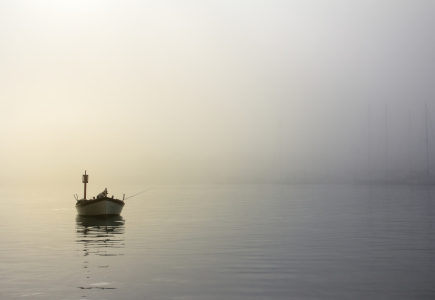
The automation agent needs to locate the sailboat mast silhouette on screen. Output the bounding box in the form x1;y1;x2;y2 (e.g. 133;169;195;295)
425;102;429;175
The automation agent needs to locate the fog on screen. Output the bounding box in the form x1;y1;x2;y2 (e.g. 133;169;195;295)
1;1;435;185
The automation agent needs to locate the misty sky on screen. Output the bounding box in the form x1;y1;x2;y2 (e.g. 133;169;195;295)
1;1;435;185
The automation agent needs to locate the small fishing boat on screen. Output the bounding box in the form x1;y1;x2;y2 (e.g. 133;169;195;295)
75;171;125;216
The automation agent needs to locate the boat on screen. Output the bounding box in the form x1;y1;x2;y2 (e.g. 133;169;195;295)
407;103;435;185
75;171;125;216
353;103;434;185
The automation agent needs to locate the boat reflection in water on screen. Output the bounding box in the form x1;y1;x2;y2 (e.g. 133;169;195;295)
76;215;125;256
75;215;125;291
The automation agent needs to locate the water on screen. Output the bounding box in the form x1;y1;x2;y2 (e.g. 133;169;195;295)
1;184;434;299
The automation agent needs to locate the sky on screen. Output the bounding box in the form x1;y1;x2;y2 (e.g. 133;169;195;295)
1;0;435;185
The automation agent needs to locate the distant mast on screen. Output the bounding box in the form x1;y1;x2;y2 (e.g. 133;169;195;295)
385;103;388;176
408;110;411;176
83;171;89;200
425;103;430;175
368;104;371;179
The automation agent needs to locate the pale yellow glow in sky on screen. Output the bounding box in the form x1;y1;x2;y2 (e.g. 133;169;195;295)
1;1;435;185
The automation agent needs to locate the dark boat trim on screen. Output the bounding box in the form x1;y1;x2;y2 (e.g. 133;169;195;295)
76;197;125;208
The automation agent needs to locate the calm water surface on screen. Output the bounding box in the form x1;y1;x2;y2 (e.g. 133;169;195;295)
0;184;434;299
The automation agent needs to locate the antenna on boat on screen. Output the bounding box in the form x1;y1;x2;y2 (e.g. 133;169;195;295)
83;170;89;200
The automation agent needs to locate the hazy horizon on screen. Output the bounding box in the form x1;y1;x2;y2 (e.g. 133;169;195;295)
1;1;435;185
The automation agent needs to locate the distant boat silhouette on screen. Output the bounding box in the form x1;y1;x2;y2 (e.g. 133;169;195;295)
355;103;435;185
408;103;435;185
75;171;125;216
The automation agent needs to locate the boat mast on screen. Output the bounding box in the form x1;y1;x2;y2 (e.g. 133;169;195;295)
83;171;89;200
425;103;429;175
409;110;411;176
368;104;371;179
385;103;388;176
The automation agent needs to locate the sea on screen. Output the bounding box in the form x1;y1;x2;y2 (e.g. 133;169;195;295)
0;184;434;300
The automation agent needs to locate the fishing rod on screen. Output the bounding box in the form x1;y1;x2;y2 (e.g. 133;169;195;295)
123;188;152;201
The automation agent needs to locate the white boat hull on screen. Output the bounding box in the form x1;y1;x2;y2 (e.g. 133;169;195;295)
76;197;125;216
